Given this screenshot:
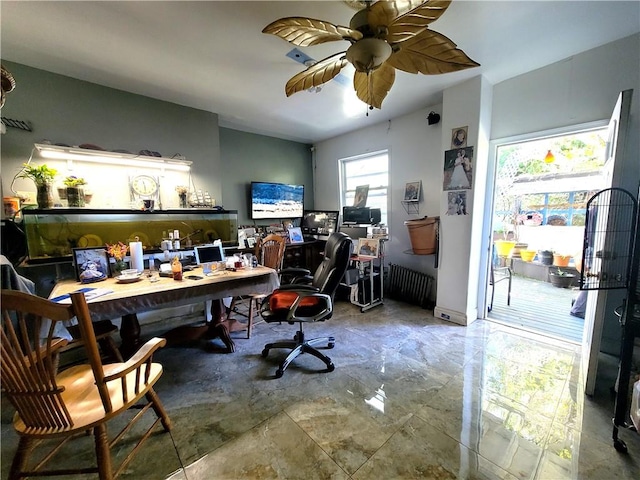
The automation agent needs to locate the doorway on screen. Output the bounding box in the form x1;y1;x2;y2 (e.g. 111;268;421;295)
485;125;609;343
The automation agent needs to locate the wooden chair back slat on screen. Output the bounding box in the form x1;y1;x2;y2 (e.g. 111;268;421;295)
69;291;114;413
258;234;286;271
1;288;172;479
1;293;75;430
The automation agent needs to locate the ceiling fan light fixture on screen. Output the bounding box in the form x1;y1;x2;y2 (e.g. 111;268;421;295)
346;38;392;73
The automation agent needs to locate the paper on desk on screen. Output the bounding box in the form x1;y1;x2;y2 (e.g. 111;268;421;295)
51;287;113;304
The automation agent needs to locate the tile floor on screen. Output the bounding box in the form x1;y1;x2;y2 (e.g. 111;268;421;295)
2;298;639;479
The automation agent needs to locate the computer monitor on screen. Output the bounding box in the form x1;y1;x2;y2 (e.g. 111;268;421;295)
338;225;368;241
301;210;339;236
193;244;225;265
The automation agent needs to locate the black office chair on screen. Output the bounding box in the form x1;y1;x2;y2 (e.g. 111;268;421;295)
259;232;353;378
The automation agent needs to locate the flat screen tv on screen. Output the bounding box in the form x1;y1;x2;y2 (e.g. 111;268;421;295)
301;210;339;236
250;182;304;220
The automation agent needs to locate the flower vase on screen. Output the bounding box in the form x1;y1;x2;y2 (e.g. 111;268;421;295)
66;187;85;207
179;193;188;209
112;260;127;276
36;183;54;209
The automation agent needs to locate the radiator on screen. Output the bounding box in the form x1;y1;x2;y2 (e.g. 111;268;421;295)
385;263;434;309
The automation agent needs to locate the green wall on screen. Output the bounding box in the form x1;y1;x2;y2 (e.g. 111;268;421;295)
219;128;312;225
0;61;312;224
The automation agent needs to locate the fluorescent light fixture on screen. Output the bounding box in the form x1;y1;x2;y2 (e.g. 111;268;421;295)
34;144;192;172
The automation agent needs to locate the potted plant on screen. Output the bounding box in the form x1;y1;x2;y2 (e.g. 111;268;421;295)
63;176;87;207
17;163;57;209
549;268;576;288
553;252;571;267
538;249;554;265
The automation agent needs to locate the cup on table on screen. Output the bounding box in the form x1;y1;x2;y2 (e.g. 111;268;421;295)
149;270;160;282
203;262;213;275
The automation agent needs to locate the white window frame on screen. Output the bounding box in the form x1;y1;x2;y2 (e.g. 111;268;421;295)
339;149;389;226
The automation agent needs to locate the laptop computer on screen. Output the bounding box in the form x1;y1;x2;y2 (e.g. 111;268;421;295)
193;244;225;265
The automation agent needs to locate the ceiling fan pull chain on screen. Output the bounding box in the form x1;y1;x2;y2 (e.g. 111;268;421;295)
368;71;374;112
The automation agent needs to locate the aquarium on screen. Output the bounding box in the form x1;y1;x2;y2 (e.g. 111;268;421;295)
21;208;238;263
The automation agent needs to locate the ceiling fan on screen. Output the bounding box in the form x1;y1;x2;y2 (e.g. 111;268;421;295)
263;0;480;109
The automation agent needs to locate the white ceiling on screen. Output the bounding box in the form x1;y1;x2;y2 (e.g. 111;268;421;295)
2;1;639;144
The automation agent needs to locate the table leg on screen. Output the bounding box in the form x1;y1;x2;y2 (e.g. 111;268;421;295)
120;313;143;359
207;299;236;353
159;299;237;353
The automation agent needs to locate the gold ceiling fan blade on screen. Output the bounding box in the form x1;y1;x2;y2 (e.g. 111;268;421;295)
263;17;363;47
368;0;449;37
387;29;479;74
354;62;396;109
343;0;373;10
383;0;452;44
285;53;349;97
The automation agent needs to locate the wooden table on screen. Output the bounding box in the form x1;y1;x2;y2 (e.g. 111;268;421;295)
49;266;279;356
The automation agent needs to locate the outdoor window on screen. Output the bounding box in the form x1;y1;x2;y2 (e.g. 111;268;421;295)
340;150;389;225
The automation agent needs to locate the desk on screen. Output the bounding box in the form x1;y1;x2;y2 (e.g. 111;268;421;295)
49;266;279;355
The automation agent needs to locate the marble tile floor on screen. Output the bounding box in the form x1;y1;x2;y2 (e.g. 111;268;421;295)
2;298;639;479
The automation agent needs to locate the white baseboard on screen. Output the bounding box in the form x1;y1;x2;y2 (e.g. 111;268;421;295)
434;306;471;326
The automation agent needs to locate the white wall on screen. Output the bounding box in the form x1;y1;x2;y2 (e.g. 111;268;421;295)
492;33;639;355
314;33;639;328
314;107;444;283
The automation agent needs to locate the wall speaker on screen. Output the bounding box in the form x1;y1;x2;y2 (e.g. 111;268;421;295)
427;111;441;125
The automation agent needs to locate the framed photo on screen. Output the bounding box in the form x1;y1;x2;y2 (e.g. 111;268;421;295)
245;237;257;249
451;126;468;148
404;181;421;201
353;185;369;208
357;238;379;258
72;247;110;283
288;226;304;244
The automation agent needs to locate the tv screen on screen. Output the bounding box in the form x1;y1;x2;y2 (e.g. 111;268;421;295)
301;210;339;236
251;182;304;219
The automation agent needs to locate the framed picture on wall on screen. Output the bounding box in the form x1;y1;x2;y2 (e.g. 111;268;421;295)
404;181;421;201
451;126;468;148
72;247;110;283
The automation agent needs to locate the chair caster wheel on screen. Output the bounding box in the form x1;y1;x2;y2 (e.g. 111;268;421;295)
275;369;283;378
261;349;269;358
328;342;335;349
327;363;335;372
614;438;628;453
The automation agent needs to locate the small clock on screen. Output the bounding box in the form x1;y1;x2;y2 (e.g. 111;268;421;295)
130;175;159;196
129;175;161;208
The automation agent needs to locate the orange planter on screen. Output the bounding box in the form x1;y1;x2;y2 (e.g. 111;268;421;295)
553;254;571;267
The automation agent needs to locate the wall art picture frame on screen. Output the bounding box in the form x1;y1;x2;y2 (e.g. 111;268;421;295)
357;238;379;258
404;181;421;201
443;146;474;191
72;247;110;283
451;126;468;148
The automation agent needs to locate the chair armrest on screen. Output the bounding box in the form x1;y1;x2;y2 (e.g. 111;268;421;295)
103;337;166;382
280;267;311;277
276;284;320;293
279;267;312;284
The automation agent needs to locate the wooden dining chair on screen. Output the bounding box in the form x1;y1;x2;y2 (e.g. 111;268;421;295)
1;289;172;480
226;233;286;337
